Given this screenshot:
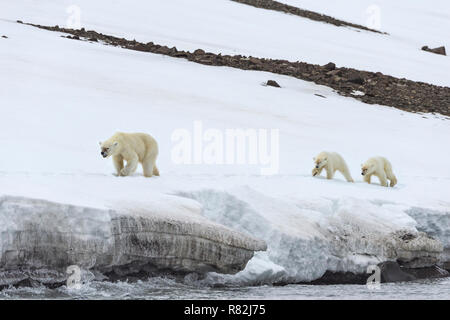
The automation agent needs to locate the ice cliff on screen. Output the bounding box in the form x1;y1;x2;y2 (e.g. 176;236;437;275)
178;187;446;285
0;195;266;287
0;187;447;287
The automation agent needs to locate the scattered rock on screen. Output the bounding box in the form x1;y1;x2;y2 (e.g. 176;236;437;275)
327;69;343;77
400;233;416;241
16;20;23;24
14;278;42;288
22;22;450;117
314;94;326;98
156;46;171;55
1;35;7;39
306;261;449;285
304;271;368;285
404;265;449;279
266;80;281;88
88;37;98;42
249;57;262;65
443;261;450;271
193;49;205;55
347;73;365;85
322;62;336;71
173;51;189;58
379;261;416;283
422;46;446;56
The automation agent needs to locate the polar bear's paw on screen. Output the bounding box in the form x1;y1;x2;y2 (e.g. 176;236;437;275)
120;168;130;176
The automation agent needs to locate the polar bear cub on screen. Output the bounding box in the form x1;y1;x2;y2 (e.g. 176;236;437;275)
312;151;354;182
99;132;159;177
361;156;397;187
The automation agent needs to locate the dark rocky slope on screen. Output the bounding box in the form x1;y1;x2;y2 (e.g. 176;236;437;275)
231;0;386;34
21;21;450;117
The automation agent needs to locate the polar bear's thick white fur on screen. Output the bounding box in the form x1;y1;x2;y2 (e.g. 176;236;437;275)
361;156;397;187
312;151;354;182
100;132;159;177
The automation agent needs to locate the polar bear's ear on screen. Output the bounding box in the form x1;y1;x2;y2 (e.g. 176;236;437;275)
113;141;119;146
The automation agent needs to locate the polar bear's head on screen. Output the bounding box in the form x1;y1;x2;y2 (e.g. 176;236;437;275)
311;167;320;176
99;141;119;158
313;154;328;172
361;162;374;176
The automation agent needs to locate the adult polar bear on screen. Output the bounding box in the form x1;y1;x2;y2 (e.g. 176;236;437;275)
361;156;397;187
100;132;159;177
312;151;354;182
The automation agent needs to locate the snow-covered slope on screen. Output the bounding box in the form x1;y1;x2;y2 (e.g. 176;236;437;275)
0;1;449;284
281;0;450;51
2;0;449;86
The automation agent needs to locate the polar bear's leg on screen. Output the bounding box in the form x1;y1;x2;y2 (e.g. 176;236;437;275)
112;155;124;175
142;160;153;177
388;174;397;187
326;166;334;179
142;153;158;177
339;164;354;182
364;174;372;184
342;170;354;182
377;172;388;187
121;154;139;176
152;165;160;176
385;164;397;187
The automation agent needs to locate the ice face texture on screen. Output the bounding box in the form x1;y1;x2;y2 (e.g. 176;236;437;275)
179;189;444;285
0;196;266;286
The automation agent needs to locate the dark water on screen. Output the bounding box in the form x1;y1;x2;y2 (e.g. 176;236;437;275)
0;277;448;300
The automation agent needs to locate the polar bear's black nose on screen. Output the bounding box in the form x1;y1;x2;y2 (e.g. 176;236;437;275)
316;165;319;169
361;172;364;175
101;152;106;157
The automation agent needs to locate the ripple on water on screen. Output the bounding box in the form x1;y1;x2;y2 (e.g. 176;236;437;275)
0;277;448;300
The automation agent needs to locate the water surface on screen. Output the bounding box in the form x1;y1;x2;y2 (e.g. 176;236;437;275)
0;277;448;300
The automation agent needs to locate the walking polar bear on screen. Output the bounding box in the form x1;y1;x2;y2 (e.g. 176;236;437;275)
312;151;354;182
99;132;159;177
361;156;397;187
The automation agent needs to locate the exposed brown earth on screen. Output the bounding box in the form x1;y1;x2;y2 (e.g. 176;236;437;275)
422;45;447;56
21;21;450;117
231;0;386;34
